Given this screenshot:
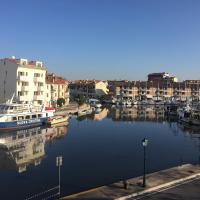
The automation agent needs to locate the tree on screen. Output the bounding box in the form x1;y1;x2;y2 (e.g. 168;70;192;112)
57;98;65;107
78;95;86;106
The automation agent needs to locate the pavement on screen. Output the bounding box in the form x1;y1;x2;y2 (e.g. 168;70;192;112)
131;178;200;200
61;164;200;200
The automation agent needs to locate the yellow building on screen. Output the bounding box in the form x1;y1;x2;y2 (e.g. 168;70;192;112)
46;73;69;107
69;80;109;98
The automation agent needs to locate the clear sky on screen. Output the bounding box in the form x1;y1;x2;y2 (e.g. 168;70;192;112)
0;0;200;80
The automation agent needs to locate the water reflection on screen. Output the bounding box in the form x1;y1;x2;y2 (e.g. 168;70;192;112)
0;124;69;173
1;106;200;199
77;108;109;121
111;105;166;122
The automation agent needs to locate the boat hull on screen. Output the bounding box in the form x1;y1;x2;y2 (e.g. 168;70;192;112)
0;117;48;131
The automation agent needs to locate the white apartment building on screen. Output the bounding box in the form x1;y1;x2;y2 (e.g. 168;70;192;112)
0;57;50;106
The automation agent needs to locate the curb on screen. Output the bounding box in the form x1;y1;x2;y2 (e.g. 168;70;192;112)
115;173;200;200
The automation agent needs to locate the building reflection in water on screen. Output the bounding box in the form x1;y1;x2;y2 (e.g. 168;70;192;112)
45;122;69;142
177;122;200;164
0;123;69;173
111;105;166;122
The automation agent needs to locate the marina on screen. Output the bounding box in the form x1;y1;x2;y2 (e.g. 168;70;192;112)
0;106;200;199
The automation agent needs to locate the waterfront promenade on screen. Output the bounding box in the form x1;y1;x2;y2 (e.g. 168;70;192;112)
61;164;200;200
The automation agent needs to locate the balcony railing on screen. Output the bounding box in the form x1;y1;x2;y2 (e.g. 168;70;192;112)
17;75;29;82
18;95;28;101
21;86;29;91
33;95;44;100
34;77;44;82
37;86;44;91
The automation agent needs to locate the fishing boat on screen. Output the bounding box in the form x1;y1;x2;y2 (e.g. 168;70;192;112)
47;115;69;125
0;100;55;130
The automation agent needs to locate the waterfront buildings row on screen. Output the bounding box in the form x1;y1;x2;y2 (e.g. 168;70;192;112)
109;73;200;102
0;57;69;107
68;72;200;102
1;56;200;105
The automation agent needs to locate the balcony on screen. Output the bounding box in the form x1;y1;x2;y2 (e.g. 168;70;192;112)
17;75;29;82
21;86;29;91
37;86;44;91
18;95;28;101
33;95;44;100
34;77;44;82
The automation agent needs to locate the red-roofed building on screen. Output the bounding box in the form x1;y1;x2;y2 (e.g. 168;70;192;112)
46;73;69;107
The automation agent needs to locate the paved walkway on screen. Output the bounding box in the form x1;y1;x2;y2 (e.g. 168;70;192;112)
61;164;200;200
132;178;200;200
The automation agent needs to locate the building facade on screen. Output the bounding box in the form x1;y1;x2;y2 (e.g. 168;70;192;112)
111;79;200;101
46;73;69;107
0;57;49;105
69;80;109;99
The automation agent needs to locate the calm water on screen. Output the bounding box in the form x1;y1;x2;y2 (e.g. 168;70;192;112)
0;106;200;200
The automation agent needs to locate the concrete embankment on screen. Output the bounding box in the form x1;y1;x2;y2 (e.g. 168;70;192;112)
55;103;90;116
61;164;200;200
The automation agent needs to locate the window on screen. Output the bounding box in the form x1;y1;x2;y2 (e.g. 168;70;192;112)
34;73;40;77
25;115;30;119
32;115;37;119
12;117;17;121
18;116;24;120
18;91;23;96
26;72;28;76
18;72;24;76
18;134;24;139
38;114;42;118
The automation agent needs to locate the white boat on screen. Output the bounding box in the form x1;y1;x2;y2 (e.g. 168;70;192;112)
177;104;200;126
0;101;55;130
132;100;138;105
88;99;102;108
126;100;132;106
47;115;69;125
78;109;87;116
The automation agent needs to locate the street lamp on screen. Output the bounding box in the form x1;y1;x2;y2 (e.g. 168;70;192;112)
142;138;148;187
56;156;63;196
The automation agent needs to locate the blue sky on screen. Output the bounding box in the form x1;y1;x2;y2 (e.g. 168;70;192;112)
0;0;200;80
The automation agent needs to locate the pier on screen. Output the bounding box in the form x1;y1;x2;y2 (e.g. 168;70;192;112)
61;164;200;200
55;102;90;115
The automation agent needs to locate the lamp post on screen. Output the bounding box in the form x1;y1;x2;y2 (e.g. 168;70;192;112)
142;138;148;187
56;156;63;196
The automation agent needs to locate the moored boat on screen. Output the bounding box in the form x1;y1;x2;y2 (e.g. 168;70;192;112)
47;115;69;125
0;102;55;130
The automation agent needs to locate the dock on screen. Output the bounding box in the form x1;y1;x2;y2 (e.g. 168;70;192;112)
61;164;200;200
55;102;90;116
